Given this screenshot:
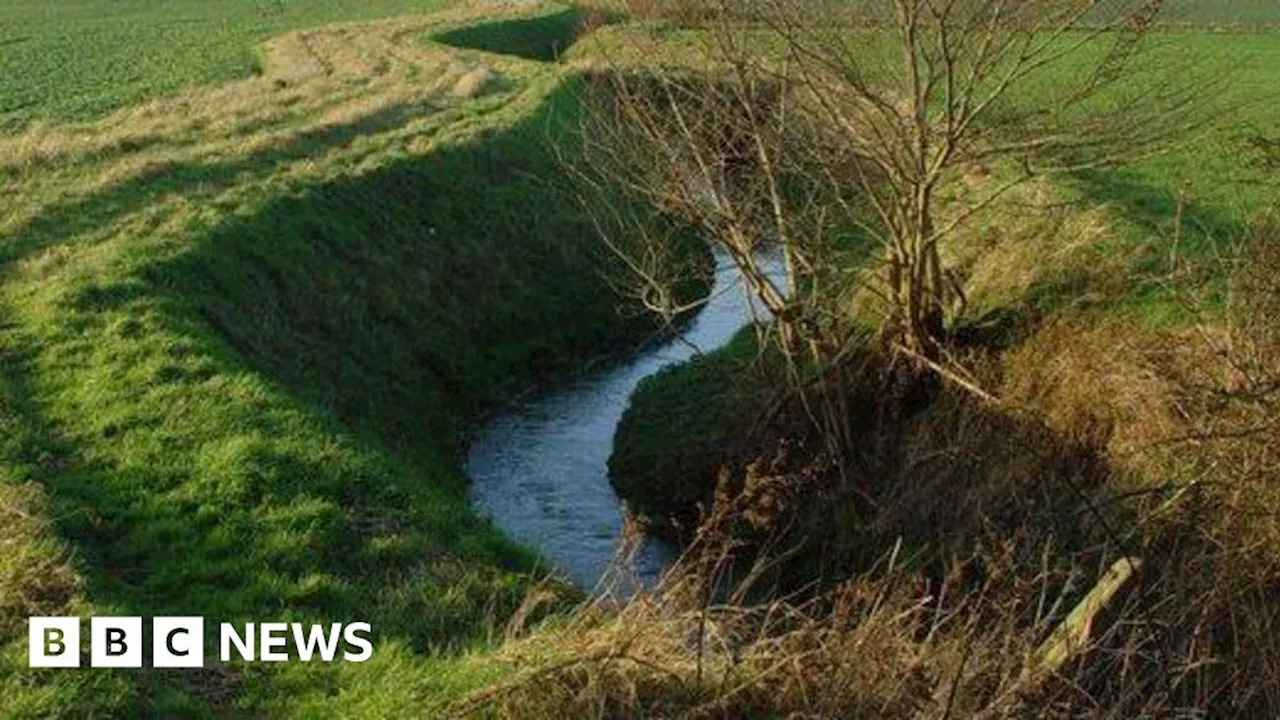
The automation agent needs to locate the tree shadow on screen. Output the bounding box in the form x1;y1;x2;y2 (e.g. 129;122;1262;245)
432;6;593;62
1067;167;1247;253
974;167;1252;323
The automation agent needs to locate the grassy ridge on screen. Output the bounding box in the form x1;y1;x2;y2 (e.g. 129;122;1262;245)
0;4;705;714
0;0;459;130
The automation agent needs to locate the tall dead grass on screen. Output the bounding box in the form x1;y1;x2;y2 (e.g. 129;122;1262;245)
450;494;1184;718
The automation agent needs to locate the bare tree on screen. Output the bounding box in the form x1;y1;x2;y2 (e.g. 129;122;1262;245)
570;0;1216;468
579;0;1211;355
573;67;867;459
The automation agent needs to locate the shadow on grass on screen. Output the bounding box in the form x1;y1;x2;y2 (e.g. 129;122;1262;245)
432;6;592;62
45;77;610;618
0;75;691;711
132;77;667;464
0;96;445;269
1069;167;1248;255
988;167;1252;323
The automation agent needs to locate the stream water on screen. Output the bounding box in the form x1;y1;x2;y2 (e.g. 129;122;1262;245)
466;250;786;590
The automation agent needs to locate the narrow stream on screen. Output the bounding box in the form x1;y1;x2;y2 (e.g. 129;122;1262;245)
467;250;786;589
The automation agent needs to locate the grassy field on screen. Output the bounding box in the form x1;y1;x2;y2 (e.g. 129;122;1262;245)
2;0;1278;715
1;0;1275;129
572;21;1280;314
1163;0;1280;25
0;2;706;715
0;0;468;131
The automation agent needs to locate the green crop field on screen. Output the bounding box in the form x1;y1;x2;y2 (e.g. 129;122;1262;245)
2;0;1279;716
2;1;1277;131
1164;0;1280;25
0;0;460;130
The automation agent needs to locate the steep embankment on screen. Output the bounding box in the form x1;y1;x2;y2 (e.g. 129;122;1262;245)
0;4;695;715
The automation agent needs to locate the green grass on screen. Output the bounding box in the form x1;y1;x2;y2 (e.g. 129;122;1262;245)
1163;0;1280;26
0;3;710;715
610;327;769;531
1;0;1272;131
0;0;456;131
1002;31;1280;324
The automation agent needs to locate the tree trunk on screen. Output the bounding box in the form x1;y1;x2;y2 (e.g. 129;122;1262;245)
883;233;944;362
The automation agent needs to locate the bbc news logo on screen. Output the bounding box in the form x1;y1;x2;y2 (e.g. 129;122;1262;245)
29;617;373;668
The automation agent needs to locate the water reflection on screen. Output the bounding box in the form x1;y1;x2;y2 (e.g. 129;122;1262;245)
467;249;786;590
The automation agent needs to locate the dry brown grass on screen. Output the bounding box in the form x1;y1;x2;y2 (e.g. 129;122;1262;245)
995;219;1280;713
1005;218;1280;560
843;172;1128;337
449;212;1280;717
453;65;501;98
450;495;1205;719
955;181;1129;319
617;0;710;25
1002;317;1182;463
451;503;1054;719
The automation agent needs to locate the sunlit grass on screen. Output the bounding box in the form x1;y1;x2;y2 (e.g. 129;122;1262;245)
0;0;463;131
0;3;680;714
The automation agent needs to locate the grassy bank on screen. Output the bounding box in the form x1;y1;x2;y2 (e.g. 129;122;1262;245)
608;327;771;534
0;3;708;715
604;19;1280;527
